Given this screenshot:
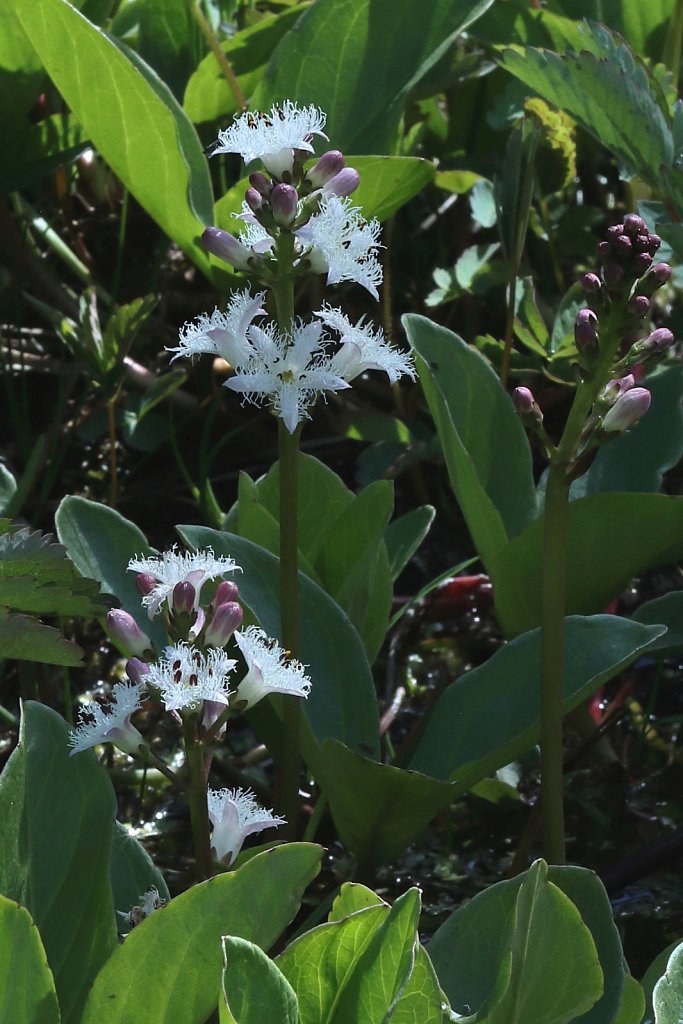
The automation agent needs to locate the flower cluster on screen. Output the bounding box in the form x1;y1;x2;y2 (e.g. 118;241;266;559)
172;102;415;433
69;547;311;861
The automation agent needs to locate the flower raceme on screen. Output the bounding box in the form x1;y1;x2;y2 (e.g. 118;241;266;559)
174;294;415;432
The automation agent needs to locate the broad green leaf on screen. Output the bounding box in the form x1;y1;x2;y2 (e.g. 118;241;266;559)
642;941;682;1024
491;494;683;637
499;25;673;189
183;6;309;123
278;903;387;1022
570;365;683;499
0;609;83;666
0;702;117;1024
277;888;420;1024
110;823;170;938
177;527;380;760
55;495;168;651
429;861;604;1024
234;471;319;580
391;946;450;1024
613;976;646;1024
325;884;448;1022
633;593;683;654
81;844;322;1024
10;0;213;273
253;0;495;154
0;520;110;616
319;738;456;866
0;895;60;1024
220;937;299;1024
349;156;436;221
487;862;602;1024
545;0;677;62
654;941;683;1024
137;0;200;100
227;458;393;662
403;314;537;567
408;616;663;783
384;505;435;581
315;480;394;662
0;0;46;128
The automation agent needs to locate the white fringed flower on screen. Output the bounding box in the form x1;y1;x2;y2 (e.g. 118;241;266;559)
142;642;236;713
226;320;349;433
208;787;286;865
170;289;266;367
297;195;383;299
69;682;145;756
233;626;311;709
315;305;416;385
213;102;327;178
128;547;241;618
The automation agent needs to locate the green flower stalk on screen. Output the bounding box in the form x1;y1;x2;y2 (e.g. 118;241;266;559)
516;215;674;863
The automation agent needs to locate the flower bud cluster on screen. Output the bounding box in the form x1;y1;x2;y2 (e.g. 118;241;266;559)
596;215;662;293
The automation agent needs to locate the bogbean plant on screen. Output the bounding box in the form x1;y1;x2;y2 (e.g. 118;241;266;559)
2;97;683;1024
5;2;683;1016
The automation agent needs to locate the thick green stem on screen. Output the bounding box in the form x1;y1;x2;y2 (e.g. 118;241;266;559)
272;229;301;838
539;303;626;863
182;719;214;881
277;418;302;838
539;462;570;863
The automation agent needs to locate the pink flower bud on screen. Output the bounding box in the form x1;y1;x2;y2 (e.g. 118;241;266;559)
623;213;646;238
602;375;634;404
627;295;650;318
512;386;543;424
172;581;196;615
633;252;653;276
606;223;624;242
126;657;150;685
213;581;240;608
107;609;152;657
639;262;672;295
613;234;632;256
201;226;253;271
205;601;244;646
245;187;263;212
136;573;156;598
271;183;298;227
249;171;271;195
306;150;345;187
602;387;651;432
648;234;662;254
581;272;602;295
324;167;360;197
574;308;599;350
